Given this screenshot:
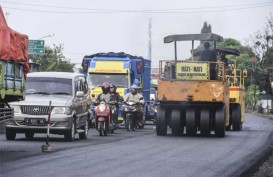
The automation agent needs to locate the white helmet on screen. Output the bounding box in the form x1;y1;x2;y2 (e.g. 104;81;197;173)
131;85;138;94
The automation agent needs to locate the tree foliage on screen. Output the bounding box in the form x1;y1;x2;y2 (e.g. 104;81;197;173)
245;85;261;110
247;14;273;94
201;21;212;34
247;14;273;69
218;38;254;88
34;44;74;72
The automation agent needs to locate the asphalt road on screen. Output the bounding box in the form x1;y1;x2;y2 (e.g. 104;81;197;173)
1;113;273;177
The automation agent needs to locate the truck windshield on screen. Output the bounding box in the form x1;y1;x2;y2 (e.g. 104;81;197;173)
88;73;128;87
26;77;72;95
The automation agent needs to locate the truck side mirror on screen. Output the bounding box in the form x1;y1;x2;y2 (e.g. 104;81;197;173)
243;69;247;77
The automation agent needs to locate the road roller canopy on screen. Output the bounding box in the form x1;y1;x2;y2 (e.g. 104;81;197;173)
163;33;224;61
164;33;224;43
193;46;240;57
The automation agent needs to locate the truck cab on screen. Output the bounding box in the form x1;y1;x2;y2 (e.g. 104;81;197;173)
82;52;151;123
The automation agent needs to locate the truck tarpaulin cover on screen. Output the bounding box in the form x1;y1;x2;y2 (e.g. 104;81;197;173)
0;6;29;76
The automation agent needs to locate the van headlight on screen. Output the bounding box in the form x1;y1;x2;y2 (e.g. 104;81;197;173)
11;105;21;113
51;107;70;114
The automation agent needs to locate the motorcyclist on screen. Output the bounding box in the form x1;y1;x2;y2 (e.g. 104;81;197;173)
95;82;111;104
109;83;124;127
123;85;145;126
94;82;112;131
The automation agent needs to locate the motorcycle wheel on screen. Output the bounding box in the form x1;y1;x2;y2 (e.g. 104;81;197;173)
126;116;131;131
98;122;103;136
138;122;145;129
103;130;108;136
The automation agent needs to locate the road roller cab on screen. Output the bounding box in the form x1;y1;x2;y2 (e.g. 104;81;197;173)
156;33;229;137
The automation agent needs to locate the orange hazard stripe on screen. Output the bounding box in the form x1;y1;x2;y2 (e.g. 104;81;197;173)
229;87;245;91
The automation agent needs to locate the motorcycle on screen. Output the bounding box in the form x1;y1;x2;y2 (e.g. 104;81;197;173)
123;101;143;131
108;101;119;132
95;100;114;136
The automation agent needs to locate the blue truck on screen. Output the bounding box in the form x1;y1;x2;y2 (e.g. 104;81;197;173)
82;52;152;125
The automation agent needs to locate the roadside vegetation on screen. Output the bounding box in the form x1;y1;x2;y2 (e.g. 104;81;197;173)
33;44;74;72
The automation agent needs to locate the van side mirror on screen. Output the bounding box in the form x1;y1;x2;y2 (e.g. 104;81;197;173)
76;91;84;98
243;69;247;77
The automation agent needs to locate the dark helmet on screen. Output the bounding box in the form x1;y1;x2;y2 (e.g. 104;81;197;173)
101;82;110;94
130;85;138;95
110;83;117;93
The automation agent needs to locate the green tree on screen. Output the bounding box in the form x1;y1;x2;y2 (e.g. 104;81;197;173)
34;44;74;72
218;38;254;88
201;21;212;34
200;21;212;45
245;84;260;110
247;14;273;94
248;14;273;69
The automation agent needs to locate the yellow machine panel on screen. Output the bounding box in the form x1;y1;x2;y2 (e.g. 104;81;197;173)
158;80;229;102
176;62;209;80
88;61;127;73
229;87;246;123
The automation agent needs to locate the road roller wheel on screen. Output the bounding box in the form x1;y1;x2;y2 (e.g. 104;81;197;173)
215;106;226;137
156;105;167;136
200;109;211;136
232;105;242;131
171;109;183;136
186;108;197;136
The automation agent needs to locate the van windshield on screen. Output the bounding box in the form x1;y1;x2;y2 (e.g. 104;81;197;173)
88;73;128;87
26;77;72;95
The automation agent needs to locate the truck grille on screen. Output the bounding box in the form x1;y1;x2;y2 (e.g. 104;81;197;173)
21;106;53;115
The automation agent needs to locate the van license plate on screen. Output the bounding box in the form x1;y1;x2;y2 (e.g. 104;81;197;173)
25;118;46;125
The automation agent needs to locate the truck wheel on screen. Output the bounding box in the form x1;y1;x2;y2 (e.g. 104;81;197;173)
79;119;88;139
186;108;197;136
6;128;16;140
232;105;242;131
25;132;34;139
200;109;211;136
156;106;167;136
64;121;75;141
215;106;226;137
171;109;183;136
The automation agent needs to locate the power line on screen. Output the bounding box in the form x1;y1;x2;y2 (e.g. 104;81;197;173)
0;1;272;12
1;1;273;14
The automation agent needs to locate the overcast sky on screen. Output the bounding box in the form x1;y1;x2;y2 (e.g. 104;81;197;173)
1;0;273;66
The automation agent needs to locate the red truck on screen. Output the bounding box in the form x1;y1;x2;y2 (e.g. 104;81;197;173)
0;6;29;124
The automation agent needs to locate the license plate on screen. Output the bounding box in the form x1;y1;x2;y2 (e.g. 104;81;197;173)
25;118;46;125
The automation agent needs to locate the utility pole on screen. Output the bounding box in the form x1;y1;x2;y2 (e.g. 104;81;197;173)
148;18;152;61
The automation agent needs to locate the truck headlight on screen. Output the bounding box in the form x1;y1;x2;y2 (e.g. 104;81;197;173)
11;105;21;113
51;107;70;114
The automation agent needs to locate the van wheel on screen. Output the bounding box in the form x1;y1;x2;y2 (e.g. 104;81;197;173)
79;119;88;139
64;121;75;142
6;128;16;140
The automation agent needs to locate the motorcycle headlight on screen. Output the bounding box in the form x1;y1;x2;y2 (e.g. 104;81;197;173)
98;104;106;112
51;107;69;114
11;105;21;113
